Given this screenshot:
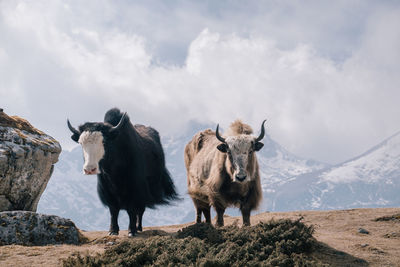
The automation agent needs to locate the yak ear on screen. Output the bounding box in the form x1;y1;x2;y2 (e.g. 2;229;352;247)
254;142;264;151
217;143;228;153
71;133;80;143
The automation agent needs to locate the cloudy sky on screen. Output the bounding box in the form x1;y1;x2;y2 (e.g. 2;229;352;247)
1;0;399;164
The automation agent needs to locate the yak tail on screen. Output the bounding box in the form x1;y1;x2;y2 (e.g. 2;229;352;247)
159;168;180;204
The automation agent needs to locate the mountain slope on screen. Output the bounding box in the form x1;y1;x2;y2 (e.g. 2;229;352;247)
271;131;400;211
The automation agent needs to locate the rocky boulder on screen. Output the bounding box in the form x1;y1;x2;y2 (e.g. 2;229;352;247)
0;108;61;211
0;211;81;245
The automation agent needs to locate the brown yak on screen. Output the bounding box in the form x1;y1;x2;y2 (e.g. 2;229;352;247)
184;120;265;226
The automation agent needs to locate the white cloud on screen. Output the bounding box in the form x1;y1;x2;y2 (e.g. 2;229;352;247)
0;0;399;164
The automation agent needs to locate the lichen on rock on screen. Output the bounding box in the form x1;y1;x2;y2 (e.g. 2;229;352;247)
0;109;61;211
0;211;81;245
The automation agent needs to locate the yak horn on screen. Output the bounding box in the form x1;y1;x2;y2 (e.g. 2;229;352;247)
215;124;226;143
255;120;266;142
110;112;127;133
67;119;80;135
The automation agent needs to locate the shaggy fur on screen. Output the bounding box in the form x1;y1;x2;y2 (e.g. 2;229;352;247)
185;120;263;226
68;108;178;236
225;119;254;135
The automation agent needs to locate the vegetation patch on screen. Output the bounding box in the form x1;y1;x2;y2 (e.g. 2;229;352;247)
0;112;44;136
63;219;326;266
383;232;400;238
374;214;400;222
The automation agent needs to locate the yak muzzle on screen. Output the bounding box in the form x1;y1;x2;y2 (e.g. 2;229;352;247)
83;167;98;175
235;174;247;182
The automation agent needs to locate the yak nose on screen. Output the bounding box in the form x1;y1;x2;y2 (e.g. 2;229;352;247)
235;174;247;182
84;167;98;175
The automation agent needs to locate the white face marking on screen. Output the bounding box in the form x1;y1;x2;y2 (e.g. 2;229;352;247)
78;131;105;175
225;135;254;181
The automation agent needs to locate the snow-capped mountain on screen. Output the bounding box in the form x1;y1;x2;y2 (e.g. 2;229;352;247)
256;134;328;212
38;121;328;230
271;131;400;211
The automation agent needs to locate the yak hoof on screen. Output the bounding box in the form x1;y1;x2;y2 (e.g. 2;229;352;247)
108;231;119;236
137;226;143;232
128;231;136;237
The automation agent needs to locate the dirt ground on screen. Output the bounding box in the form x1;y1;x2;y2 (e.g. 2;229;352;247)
0;207;399;267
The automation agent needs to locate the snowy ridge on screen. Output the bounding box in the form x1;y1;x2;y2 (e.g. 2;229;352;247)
271;131;400;211
258;134;327;190
320;131;400;184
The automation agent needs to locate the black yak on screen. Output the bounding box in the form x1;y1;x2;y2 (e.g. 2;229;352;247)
185;120;265;227
67;108;178;236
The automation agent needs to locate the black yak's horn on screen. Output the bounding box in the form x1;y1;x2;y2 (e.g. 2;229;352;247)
215;124;226;143
255;120;266;142
110;112;127;133
67;119;80;135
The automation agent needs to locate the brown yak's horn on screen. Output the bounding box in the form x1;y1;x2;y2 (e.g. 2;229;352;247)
110;112;127;133
215;124;226;143
67;119;80;135
255;120;266;142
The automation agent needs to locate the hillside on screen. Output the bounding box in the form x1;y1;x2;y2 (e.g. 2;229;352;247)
1;208;399;266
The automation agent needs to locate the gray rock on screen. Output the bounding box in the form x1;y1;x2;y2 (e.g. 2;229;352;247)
358;228;369;234
0;110;61;211
0;211;81;245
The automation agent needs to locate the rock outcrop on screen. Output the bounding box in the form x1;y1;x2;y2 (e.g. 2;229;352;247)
0;109;61;211
0;211;81;245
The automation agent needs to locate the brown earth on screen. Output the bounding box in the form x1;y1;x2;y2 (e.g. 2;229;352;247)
0;207;399;267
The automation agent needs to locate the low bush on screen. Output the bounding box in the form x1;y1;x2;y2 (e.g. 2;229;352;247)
63;219;325;267
374;213;400;222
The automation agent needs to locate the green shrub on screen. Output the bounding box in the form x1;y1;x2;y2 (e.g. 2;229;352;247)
63;219;325;267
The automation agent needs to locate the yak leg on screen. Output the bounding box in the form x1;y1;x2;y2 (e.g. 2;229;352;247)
137;207;145;232
196;208;202;223
240;196;255;226
240;199;252;226
203;206;211;224
127;210;138;237
211;197;225;226
241;208;251;226
109;207;120;235
192;199;211;224
192;199;204;223
215;205;225;227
